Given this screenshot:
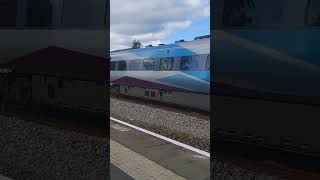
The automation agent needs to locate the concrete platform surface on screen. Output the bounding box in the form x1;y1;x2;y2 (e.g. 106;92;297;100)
110;164;134;180
110;120;210;180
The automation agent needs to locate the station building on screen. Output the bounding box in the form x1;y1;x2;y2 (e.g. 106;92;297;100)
0;46;108;113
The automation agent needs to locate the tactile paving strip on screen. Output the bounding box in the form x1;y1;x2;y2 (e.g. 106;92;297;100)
110;140;186;180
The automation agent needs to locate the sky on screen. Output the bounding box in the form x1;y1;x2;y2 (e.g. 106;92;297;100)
110;0;210;51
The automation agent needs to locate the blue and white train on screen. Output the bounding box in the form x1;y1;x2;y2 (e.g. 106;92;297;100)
213;0;320;156
110;36;210;111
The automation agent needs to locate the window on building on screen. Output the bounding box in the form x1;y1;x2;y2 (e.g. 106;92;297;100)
159;57;174;70
180;56;199;70
58;79;64;88
117;61;127;71
142;59;155;70
48;85;55;99
145;91;149;96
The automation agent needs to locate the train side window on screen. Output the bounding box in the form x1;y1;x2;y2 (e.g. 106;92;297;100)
110;61;116;70
117;61;127;71
159;57;174;70
180;56;199;70
61;0;106;28
25;0;52;27
205;55;210;71
128;60;142;71
142;59;155;70
0;0;18;27
221;0;285;28
305;0;320;26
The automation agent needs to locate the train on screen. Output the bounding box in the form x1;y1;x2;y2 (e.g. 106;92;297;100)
0;0;108;62
213;0;320;156
110;35;210;111
0;0;109;114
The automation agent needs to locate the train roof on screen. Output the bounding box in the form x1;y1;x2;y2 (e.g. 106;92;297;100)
110;35;210;61
111;35;210;53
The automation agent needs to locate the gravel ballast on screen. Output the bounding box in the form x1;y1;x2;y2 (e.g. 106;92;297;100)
110;97;210;149
0;115;108;180
211;160;286;180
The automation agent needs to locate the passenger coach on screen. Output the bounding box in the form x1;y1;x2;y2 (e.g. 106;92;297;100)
110;35;210;111
213;0;320;156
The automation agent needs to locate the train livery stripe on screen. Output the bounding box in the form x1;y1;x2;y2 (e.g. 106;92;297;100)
159;73;210;93
228;30;320;65
183;71;210;82
111;71;210;94
213;81;320;106
217;31;320;74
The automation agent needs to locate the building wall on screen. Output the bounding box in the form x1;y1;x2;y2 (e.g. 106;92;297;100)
6;75;31;104
111;84;210;111
7;74;108;112
31;75;108;112
161;91;210;111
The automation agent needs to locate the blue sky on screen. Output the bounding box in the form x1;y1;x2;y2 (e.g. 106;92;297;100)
163;17;210;44
110;0;210;51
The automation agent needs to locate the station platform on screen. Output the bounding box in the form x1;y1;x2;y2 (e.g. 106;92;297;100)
110;120;210;180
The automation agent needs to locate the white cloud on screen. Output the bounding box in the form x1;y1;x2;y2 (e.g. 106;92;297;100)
110;0;209;51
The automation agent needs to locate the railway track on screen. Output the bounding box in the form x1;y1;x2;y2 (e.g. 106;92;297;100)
110;94;210;121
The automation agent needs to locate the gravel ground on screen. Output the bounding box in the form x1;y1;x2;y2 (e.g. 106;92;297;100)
110;97;210;149
211;160;286;180
0;115;108;180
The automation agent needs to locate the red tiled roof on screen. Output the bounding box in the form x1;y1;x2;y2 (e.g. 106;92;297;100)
1;46;108;82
